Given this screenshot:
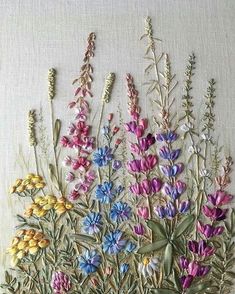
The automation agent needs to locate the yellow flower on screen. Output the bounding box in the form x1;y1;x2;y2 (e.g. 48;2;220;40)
15;179;23;187
9;186;16;194
38;239;50;248
28;246;39;255
34;208;47;218
29;239;38;247
57;197;66;203
22;179;30;186
24;207;33;218
7;246;18;255
38;198;48;206
25;229;36;236
32;175;43;182
54;203;66;215
23;235;32;241
35;182;45;189
26;173;35;180
16;185;25;193
16;250;25;259
16;230;26;237
17;241;28;250
43;203;54;210
11;237;20;246
45;195;57;204
26;183;35;190
65;202;73;210
34;196;43;204
11;256;19;267
33;232;44;241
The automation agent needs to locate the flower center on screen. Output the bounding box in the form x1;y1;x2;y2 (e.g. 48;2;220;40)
143;257;150;265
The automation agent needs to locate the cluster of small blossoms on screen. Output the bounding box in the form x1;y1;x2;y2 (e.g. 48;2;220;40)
154;130;189;218
9;173;45;195
51;271;72;294
7;229;49;266
179;159;234;290
125;73;161;236
24;195;73;218
60;33;96;201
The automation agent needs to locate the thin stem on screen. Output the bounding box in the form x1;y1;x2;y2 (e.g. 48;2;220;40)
33;146;39;175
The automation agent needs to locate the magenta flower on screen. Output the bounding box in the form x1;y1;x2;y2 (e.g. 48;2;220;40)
51;271;72;294
180;275;193;289
137;207;149;220
188;240;215;257
207;190;233;206
202;205;228;221
68;189;80;201
133;223;145;236
197;221;224;238
60;136;70;147
130;182;143;195
179;256;189;270
65;172;75;183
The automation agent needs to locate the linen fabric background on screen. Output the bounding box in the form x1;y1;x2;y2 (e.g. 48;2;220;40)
0;0;234;278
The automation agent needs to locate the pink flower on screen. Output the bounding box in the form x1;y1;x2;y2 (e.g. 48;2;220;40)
75;106;87;121
65;172;75;183
137;207;149;220
141;179;152;195
130;182;143;195
139;118;148;130
60;136;70;147
151;178;162;192
202;205;228;221
68;189;80;201
63;156;72;166
71;157;91;171
133;223;145;236
197;221;224;239
207;190;233;206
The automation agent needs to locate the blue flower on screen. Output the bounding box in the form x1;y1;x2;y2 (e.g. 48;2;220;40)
120;263;129;274
179;200;190;213
103;230;126;254
110;202;132;223
159;146;181;161
95;182;115;203
93;146;113;167
78;250;101;275
165;202;177;218
101;125;110;135
156;130;178;143
116;185;124;194
83;212;102;235
125;241;137;253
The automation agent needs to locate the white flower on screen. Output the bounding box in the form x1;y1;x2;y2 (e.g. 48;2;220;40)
199;168;210;177
138;257;158;277
188;145;201;154
201;133;212;142
181;122;194;132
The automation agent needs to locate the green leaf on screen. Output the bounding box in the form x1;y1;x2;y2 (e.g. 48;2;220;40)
147;220;167;239
172;268;182;291
53;119;61;147
186;281;211;294
72;234;97;243
137;239;168;254
164;243;173;276
149;289;178;294
172;214;195;239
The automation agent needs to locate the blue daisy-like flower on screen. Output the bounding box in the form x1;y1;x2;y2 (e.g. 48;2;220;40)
93;146;113;167
78;250;102;275
103;230;126;255
125;241;137;253
110;202;132;223
83;212;102;235
95;181;115;203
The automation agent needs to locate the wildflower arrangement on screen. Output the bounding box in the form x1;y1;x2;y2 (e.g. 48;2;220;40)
1;17;235;294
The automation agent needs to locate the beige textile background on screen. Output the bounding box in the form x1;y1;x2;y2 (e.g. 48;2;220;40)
0;0;234;278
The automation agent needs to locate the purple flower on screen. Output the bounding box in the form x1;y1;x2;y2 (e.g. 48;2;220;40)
154;206;166;219
112;160;122;170
156;130;178;143
159;163;184;177
202;205;228;221
188;240;215;257
179;200;190;213
51;271;72;294
165;202;176;218
159;146;181;161
65;172;75;183
188;261;210;277
179;256;189;270
162;181;186;200
180;275;193;289
133;223;145;236
207;190;233;206
197;221;224;239
138;133;155;152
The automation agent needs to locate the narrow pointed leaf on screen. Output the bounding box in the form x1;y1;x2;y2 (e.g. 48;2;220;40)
137;239;168;254
164;243;173;276
186;281;211;294
147;220;167;239
172;214;195;239
149;289;178;294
